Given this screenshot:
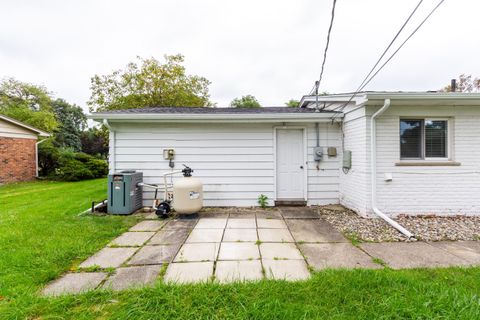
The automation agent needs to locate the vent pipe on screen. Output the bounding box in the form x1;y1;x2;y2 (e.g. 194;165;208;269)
451;79;457;92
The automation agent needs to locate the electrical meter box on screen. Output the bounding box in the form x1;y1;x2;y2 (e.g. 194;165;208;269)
313;147;323;161
108;171;143;215
343;150;352;169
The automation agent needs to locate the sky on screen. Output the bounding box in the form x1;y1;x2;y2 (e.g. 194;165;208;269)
0;0;479;111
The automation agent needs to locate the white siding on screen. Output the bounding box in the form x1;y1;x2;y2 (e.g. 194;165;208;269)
110;122;342;207
371;105;480;216
0;119;38;139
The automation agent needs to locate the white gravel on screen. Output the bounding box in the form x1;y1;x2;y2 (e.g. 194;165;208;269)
318;205;480;242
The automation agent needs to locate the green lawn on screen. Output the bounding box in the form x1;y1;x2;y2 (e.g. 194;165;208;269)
1;180;480;319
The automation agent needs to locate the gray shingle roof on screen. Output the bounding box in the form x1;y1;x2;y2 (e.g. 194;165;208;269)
96;106;340;114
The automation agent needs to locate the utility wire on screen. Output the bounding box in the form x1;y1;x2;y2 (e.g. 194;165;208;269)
331;0;445;120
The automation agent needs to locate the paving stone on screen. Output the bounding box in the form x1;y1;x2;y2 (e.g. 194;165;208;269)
103;265;162;291
215;260;263;283
195;218;227;229
79;247;137;268
228;212;256;219
164;218;197;229
198;211;229;219
143;212;160;219
109;232;155;247
262;260;310;281
258;228;294;242
280;207;319;219
223;228;258;242
360;242;471;269
430;241;480;265
148;228;190;245
174;243;220;262
300;243;381;269
218;242;260;260
260;243;303;260
42;272;107;296
186;228;224;243
129;220;166;232
226;218;256;229
164;262;214;284
128;245;179;265
255;210;283;220
285;219;347;243
257;218;287;229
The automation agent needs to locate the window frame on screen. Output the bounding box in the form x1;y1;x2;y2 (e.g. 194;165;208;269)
399;118;451;161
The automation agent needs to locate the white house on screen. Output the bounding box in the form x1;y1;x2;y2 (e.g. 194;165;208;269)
90;92;480;221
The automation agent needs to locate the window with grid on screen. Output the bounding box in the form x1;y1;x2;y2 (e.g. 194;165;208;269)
400;119;448;159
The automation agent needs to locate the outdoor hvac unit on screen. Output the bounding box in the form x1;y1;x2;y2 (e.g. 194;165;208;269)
107;171;143;215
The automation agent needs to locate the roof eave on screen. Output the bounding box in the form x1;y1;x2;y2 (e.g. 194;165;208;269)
0;115;51;137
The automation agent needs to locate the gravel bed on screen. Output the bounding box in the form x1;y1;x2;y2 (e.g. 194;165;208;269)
318;205;480;242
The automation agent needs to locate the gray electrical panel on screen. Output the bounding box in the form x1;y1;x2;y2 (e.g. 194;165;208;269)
108;171;143;215
343;150;352;169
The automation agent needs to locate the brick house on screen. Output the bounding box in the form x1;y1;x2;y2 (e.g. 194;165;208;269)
0;114;50;184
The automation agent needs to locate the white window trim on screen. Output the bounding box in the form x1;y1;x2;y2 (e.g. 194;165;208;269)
399;118;452;161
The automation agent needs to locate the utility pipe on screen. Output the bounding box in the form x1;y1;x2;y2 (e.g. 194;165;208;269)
370;99;415;240
35;138;48;177
103;119;115;173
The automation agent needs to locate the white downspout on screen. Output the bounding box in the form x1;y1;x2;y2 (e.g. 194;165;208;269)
103;119;115;173
35;139;48;177
370;99;415;240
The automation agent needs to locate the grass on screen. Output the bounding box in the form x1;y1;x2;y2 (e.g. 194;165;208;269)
1;180;480;319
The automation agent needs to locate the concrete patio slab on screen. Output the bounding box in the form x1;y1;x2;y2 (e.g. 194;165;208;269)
215;260;263;283
222;228;258;242
430;241;480;265
226;218;256;229
258;228;294;242
300;243;381;269
103;265;162;291
195;218;227;229
280;207;319;219
164;218;197;230
109;232;155;247
218;242;260;260
128;245;179;265
164;262;214;284
262;260;310;281
174;243;220;262
198;211;229;219
255;210;283;220
228;212;256;219
143;212;159;219
260;243;303;260
360;242;471;269
42;272;107;296
148;228;190;245
286;219;347;243
257;218;287;229
79;247;137;268
129;220;166;232
186;228;224;243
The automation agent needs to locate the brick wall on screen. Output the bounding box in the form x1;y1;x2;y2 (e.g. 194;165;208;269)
0;137;37;183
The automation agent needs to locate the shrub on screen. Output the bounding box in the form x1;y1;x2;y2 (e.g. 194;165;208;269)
49;149;108;181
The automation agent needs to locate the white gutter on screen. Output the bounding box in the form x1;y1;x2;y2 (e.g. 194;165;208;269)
370;99;415;240
35;139;48;177
103;119;115;173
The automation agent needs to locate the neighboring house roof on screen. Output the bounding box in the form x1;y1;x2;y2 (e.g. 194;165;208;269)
89;106;342;122
0;114;50;137
299;91;480;108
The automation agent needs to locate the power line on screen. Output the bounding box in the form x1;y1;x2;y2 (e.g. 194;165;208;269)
310;0;337;103
331;0;445;119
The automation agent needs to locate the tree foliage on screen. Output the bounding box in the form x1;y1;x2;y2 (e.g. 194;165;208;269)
285;99;300;107
441;74;480;93
230;95;261;108
80;126;109;159
88;55;213;112
0;78;58;132
52;99;87;151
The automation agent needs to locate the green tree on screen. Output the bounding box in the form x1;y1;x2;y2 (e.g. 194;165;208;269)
80;126;109;159
0;78;58;132
285;99;300;107
441;74;480;92
88;55;213;112
230;95;261;108
52;99;87;151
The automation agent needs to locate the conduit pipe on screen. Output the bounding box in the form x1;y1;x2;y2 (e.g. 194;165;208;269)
370;99;415;240
103;119;115;173
35;139;48;177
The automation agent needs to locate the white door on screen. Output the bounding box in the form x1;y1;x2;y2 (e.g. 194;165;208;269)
276;129;305;199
